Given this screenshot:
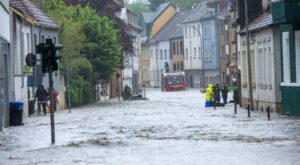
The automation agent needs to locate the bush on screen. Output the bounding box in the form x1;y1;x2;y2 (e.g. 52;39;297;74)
123;85;132;100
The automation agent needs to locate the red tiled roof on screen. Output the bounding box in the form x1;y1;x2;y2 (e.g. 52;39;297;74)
10;0;59;29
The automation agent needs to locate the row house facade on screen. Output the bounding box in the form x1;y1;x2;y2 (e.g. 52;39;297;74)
9;0;61;117
0;0;10;131
182;2;209;88
238;12;281;112
116;7;142;94
236;0;283;113
1;0;61;131
141;0;235;89
182;0;231;88
271;0;300;116
148;11;191;88
140;2;176;87
201;15;220;87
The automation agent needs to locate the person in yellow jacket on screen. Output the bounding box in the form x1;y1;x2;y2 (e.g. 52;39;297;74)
205;84;213;107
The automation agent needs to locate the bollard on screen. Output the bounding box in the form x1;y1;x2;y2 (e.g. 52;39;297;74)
234;102;237;114
267;106;271;121
213;100;216;110
247;103;251;118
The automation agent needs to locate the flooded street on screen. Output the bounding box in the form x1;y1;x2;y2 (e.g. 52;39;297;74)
1;89;300;165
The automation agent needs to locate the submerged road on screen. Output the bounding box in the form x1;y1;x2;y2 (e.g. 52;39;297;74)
0;89;300;165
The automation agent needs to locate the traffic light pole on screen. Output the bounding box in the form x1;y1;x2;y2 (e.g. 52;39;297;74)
48;68;55;144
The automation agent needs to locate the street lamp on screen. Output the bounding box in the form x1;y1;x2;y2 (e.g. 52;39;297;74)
244;0;254;111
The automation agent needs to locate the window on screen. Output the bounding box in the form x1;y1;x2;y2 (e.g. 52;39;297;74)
189;26;191;38
53;37;57;44
177;42;180;54
193;25;196;37
282;32;290;83
199;47;201;59
181;62;184;71
173;64;176;71
198;25;200;36
180;41;183;54
160;49;163;60
296;31;300;82
211;45;216;62
242;50;247;85
27;33;30;53
42;35;45;42
186;48;188;60
164;49;167;60
251;48;256;85
185;27;187;38
150;50;153;59
210;24;215;36
194;47;196;59
34;34;37;53
173;42;176;55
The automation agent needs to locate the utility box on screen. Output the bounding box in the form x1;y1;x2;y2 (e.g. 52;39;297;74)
9;102;24;126
272;0;300;24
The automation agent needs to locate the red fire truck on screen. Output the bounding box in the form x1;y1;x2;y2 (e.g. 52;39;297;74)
161;72;187;92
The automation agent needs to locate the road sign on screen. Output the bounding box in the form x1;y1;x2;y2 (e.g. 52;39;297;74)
25;53;37;67
24;65;32;72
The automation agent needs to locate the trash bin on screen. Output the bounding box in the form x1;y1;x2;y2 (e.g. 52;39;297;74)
29;100;35;116
9;101;24;126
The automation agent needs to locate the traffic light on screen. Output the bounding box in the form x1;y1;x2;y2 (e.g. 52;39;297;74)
50;43;63;71
36;39;63;73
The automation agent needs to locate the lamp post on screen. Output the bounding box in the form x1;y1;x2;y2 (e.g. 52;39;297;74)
244;0;254;110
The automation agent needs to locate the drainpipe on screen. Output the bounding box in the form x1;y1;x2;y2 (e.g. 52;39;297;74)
156;42;159;87
20;20;24;89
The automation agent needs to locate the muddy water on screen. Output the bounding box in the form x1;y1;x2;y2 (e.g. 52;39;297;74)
0;89;300;165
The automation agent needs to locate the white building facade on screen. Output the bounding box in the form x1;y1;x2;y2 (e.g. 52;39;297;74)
238;13;281;112
183;21;203;88
9;0;61;117
117;7;141;93
0;0;10;130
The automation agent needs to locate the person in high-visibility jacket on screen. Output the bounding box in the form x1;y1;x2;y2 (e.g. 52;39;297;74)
205;84;213;107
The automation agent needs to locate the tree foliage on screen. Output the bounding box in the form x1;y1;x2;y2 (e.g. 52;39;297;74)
38;0;123;105
127;1;150;16
148;0;201;10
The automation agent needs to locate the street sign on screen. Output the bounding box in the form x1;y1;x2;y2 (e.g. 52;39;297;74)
25;53;37;67
24;65;32;72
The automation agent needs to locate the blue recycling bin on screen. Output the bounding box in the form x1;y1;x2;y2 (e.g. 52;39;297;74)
9;101;24;126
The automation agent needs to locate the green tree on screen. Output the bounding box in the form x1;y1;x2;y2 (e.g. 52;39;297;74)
39;0;123;105
171;0;200;10
127;1;150;16
148;0;165;10
148;0;202;11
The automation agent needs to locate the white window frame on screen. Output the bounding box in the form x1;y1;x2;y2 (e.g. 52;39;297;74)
282;32;291;83
296;31;300;83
